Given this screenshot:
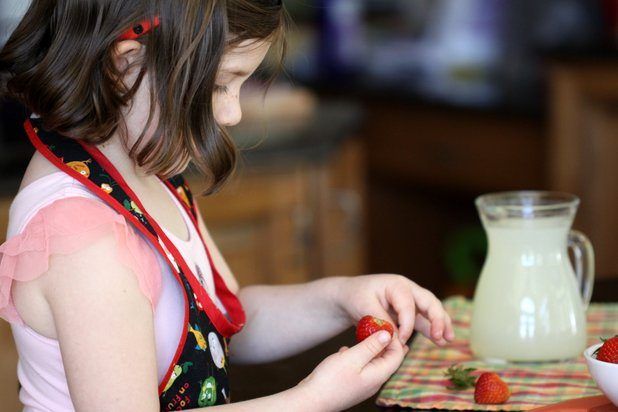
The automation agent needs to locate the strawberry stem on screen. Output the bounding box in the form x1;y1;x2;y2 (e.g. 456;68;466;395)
445;364;477;390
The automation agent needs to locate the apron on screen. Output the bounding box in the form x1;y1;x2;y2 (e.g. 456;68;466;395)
22;118;246;410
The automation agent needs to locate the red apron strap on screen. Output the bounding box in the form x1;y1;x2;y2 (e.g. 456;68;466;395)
160;178;246;320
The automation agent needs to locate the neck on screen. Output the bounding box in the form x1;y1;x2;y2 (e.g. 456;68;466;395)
96;132;155;187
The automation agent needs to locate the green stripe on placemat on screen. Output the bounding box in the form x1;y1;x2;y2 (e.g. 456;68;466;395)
377;297;618;411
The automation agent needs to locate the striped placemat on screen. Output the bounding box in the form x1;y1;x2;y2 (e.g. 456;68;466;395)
377;296;618;411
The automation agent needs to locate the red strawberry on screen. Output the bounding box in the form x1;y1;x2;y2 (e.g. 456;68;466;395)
355;315;394;343
595;336;618;364
474;372;511;404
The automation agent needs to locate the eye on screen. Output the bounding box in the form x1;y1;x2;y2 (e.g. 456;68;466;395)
214;84;229;94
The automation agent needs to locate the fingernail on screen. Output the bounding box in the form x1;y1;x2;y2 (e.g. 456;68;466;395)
377;331;391;344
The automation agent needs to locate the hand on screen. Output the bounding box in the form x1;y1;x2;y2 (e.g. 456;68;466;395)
297;331;407;411
335;274;455;346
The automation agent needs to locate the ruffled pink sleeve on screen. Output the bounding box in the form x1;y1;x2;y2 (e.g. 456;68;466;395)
0;197;162;325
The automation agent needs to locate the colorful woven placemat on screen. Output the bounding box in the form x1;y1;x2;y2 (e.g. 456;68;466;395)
377;296;618;411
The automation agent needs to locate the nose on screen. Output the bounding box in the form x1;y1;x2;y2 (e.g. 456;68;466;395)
213;93;242;127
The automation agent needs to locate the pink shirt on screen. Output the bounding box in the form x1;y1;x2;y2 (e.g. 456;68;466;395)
0;172;224;411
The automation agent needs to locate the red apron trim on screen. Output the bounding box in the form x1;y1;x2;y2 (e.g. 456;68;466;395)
160;180;245;322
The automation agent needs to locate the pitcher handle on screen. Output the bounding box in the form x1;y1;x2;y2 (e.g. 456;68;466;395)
568;230;595;309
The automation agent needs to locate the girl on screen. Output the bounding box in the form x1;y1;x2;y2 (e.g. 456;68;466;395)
0;1;455;411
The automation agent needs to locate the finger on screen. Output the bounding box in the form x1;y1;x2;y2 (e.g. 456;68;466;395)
362;334;406;381
344;331;392;369
430;316;447;345
444;312;455;341
415;314;448;346
412;288;448;342
338;346;349;353
413;314;432;339
385;283;416;345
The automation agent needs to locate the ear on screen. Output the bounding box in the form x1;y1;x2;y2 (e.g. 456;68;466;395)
111;40;144;72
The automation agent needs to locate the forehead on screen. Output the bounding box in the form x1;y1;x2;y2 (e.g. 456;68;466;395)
219;39;271;75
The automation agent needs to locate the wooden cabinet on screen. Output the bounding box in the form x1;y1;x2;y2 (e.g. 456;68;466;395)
549;62;618;279
0;322;19;412
190;138;366;286
0;198;10;243
0;199;19;411
366;104;545;193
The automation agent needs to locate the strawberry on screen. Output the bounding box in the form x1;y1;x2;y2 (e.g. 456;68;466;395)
595;335;618;364
444;365;510;404
355;315;394;343
474;372;511;404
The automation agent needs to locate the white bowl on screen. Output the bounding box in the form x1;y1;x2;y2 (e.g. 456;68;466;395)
584;343;618;406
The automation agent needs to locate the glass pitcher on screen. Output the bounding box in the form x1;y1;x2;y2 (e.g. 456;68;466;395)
470;191;594;362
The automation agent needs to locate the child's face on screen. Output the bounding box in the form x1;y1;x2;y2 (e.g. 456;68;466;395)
116;38;270;153
212;39;271;127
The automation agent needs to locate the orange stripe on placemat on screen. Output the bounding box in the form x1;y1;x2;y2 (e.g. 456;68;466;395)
383;394;549;407
386;379;450;388
498;371;593;380
509;381;596;390
387;377;594;390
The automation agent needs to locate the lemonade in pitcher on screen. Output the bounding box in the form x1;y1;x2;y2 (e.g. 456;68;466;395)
470;192;594;362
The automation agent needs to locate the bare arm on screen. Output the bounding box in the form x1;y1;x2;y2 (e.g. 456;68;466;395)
195;209;354;363
187;387;309;411
231;279;352;364
42;232;161;411
230;275;456;363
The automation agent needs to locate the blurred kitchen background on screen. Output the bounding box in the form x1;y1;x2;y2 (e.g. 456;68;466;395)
2;0;618;410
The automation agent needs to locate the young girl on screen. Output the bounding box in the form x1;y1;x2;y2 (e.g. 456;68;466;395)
0;1;454;411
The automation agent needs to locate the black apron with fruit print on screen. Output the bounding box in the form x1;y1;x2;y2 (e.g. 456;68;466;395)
23;118;246;410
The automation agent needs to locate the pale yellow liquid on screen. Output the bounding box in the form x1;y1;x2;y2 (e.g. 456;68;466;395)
470;217;586;362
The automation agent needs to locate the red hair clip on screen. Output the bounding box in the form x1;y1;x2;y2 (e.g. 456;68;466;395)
118;16;160;41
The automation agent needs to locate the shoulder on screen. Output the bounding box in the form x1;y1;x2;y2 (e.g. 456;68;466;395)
19;150;61;191
9;151;97;236
41;223;154;320
4;195;162;334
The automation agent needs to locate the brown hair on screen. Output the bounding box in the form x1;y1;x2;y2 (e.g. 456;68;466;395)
0;0;287;194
